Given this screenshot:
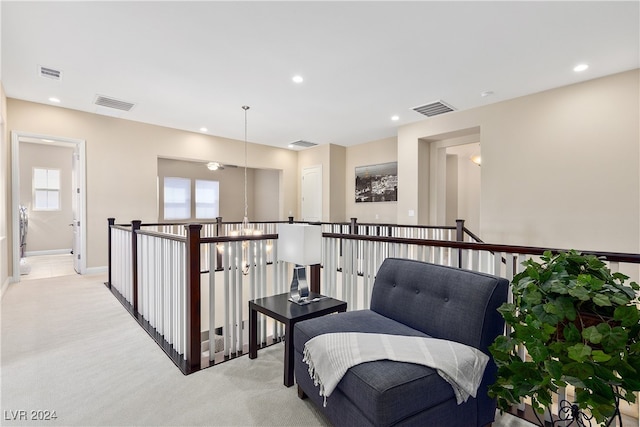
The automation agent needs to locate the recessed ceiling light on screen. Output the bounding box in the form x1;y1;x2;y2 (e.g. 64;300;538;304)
391;115;399;121
292;75;304;84
573;63;589;72
200;127;208;132
48;97;60;103
480;91;494;98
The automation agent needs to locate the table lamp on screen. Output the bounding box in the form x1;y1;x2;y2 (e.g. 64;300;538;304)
277;223;322;304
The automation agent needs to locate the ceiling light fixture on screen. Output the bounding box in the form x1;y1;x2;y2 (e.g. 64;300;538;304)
200;127;208;132
391;115;399;121
573;63;589;72
292;75;304;83
480;91;494;98
470;154;482;166
207;162;221;171
48;97;60;103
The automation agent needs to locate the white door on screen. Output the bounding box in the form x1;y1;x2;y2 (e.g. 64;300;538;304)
301;166;322;222
71;149;81;273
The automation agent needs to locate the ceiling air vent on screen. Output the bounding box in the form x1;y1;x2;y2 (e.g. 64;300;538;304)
39;65;62;81
289;140;318;148
412;100;455;117
94;95;135;112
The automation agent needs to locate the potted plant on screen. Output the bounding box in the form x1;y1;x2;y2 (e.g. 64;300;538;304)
488;250;640;426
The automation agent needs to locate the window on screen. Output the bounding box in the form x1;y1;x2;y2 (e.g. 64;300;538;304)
33;168;60;210
195;180;219;219
164;177;191;220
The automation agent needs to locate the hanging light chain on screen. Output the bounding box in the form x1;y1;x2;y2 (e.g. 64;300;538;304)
242;105;250;224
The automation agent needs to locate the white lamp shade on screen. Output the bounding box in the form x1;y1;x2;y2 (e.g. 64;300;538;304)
277;223;322;265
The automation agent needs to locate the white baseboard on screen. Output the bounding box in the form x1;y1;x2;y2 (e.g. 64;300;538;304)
1;276;11;301
25;249;72;257
84;266;108;275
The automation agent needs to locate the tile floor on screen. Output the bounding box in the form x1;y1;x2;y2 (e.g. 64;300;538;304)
20;253;77;280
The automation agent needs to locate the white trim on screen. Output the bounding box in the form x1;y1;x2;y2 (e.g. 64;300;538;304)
84;266;108;275
0;276;10;301
25;249;72;257
11;131;87;282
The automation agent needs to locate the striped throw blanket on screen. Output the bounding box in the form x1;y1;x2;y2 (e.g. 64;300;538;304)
302;332;489;407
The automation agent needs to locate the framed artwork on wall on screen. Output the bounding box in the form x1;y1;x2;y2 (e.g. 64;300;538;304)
355;162;398;203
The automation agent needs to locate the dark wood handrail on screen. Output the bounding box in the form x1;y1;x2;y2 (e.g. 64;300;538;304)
200;234;278;244
322;232;640;264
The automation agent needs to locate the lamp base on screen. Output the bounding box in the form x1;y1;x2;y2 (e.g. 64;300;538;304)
289;265;310;305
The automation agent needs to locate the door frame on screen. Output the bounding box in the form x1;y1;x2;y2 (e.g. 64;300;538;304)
11;131;87;281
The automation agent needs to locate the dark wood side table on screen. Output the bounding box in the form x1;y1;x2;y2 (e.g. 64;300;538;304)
249;292;347;387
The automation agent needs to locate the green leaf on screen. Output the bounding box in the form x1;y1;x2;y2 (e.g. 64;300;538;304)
528;344;549;363
568;286;591;301
544;359;563;379
543;302;560;315
611;293;631;306
592;294;612;307
563;323;581;342
591;350;612;363
568;343;592;362
548;279;569;294
589;277;605;291
556;297;577;321
596;322;611;335
614;305;640;327
523;289;543;306
582;326;603;344
601;327;628;351
532;305;561;325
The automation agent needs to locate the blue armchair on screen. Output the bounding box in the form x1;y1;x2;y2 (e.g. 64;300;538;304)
293;258;509;427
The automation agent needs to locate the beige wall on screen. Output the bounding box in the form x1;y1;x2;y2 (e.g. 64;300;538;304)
328;144;346;223
253;169;280;221
445;142;481;234
345;137;397;223
398;69;639;254
5;69;639;272
6;99;298;270
297;144;347;223
292;145;353;222
19;142;74;253
157;157;280;222
1;82;8;293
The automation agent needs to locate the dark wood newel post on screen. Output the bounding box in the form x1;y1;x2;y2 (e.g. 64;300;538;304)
455;219;465;242
215;216;223;237
107;218;115;289
185;223;202;373
215;217;223;270
131;220;142;312
455;219;465;268
310;264;321;294
350;217;358;235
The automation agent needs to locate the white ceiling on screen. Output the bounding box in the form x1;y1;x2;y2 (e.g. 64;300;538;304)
2;1;638;149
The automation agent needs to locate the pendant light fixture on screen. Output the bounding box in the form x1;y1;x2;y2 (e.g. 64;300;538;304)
228;105;261;275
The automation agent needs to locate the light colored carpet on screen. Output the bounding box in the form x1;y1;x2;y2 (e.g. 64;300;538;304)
1;273;533;426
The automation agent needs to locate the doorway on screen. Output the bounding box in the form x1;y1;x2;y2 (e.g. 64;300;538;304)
426;128;481;232
11;131;86;282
